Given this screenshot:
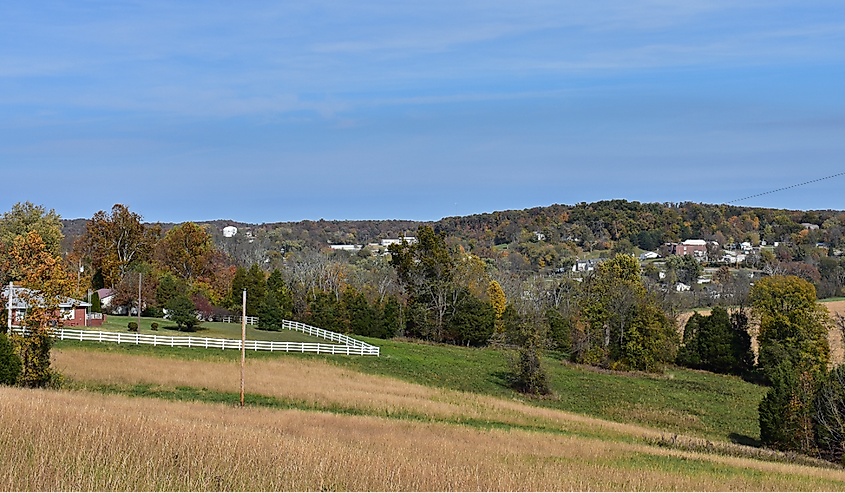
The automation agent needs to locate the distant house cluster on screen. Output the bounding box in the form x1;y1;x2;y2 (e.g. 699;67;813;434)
329;237;418;255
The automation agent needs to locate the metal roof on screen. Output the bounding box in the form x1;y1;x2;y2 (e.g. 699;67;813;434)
2;285;91;310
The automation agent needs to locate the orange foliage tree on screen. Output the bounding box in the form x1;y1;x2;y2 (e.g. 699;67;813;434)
76;204;160;288
4;231;71;387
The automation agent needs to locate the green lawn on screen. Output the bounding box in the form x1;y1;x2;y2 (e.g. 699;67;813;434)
88;315;335;344
56;334;767;444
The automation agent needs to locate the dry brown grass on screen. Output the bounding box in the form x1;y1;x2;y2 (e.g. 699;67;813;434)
2;386;845;491
53;349;657;441
824;300;845;366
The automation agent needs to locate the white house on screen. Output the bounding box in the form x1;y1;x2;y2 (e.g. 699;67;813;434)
330;244;363;252
380;237;417;246
223;226;238;238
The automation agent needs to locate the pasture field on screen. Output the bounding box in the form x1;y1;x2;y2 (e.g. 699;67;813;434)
3;386;845;491
11;307;843;491
54;337;765;444
92;315;333;344
0;346;840;491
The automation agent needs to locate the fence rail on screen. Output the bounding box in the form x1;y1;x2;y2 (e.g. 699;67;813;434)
11;322;379;357
220;316;258;325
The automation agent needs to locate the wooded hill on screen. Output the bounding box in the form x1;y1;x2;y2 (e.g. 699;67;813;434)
61;199;845;267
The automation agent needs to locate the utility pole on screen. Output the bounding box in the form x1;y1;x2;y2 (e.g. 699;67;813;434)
240;288;246;407
137;272;142;331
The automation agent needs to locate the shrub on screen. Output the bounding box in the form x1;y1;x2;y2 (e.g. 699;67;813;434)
127;322;138;332
166;295;201;331
0;334;21;386
151;323;159;331
142;306;164;318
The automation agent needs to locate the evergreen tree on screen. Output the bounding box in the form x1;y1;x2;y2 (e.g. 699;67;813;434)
676;307;753;375
0;334;21;386
266;268;293;319
228;265;266;315
156;272;184;308
308;291;343;333
257;292;284;331
502;305;550;395
91;268;105;290
229;266;248;309
380;296;402;339
343;288;379;337
166;295;200;331
545;309;572;354
90;291;101;313
245;264;266;316
759;361;818;455
448;291;495;347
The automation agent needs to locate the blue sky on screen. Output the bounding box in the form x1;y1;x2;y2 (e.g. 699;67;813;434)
2;1;845;223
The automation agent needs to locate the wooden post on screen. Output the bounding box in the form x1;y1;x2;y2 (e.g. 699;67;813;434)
137;272;142;332
240;288;246;407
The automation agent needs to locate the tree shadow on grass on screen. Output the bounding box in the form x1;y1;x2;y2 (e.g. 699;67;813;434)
490;369;515;390
729;432;762;448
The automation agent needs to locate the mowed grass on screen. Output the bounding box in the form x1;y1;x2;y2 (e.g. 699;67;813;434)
54;335;766;444
3;386;844;491
91;315;334;344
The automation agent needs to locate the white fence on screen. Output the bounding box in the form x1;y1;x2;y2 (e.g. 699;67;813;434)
11;322;380;357
220;316;259;325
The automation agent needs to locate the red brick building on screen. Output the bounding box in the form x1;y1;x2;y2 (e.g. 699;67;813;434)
665;239;708;257
4;285;105;328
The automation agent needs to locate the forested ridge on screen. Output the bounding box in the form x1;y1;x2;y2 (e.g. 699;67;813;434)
60;199;845;263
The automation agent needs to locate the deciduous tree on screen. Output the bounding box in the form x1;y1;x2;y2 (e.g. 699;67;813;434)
77;205;160;287
155;222;214;282
751;275;831;378
6;231;70;387
0;202;63;256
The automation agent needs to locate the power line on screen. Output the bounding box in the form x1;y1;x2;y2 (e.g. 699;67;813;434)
729;171;845;204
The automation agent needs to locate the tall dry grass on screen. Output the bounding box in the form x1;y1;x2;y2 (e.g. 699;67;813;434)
2;386;845;491
53;349;657;440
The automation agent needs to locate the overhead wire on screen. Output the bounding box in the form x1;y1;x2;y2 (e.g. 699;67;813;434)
729;172;845;204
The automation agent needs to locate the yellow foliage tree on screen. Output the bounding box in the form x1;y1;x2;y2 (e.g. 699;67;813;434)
488;280;506;314
6;231;71;387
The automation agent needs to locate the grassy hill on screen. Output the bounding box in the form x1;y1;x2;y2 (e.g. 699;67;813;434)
54;335;765;444
0;335;837;489
91;315;335;344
